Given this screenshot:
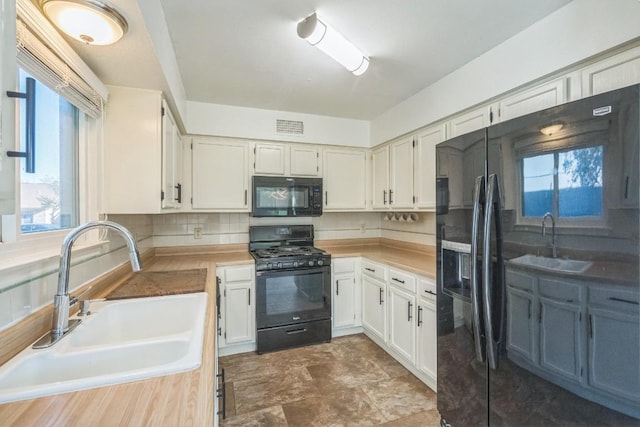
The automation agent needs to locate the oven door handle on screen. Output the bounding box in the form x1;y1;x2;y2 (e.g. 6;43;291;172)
286;328;307;335
256;265;330;277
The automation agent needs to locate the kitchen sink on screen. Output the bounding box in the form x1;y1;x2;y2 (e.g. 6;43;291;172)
509;254;592;274
0;292;208;404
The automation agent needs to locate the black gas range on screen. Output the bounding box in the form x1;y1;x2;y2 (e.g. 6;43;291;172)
249;225;332;354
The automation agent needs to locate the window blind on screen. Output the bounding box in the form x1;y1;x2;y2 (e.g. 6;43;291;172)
16;19;104;118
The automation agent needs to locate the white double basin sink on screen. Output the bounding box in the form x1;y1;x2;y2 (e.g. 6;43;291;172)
509;254;593;274
0;292;208;404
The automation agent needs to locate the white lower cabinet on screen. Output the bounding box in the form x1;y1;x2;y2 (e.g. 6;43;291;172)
417;277;437;389
362;274;387;342
358;260;437;392
217;264;256;355
332;258;361;335
388;284;416;363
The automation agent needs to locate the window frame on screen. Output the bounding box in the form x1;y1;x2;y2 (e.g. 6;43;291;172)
515;145;608;229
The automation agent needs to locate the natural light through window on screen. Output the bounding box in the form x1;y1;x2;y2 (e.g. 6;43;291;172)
18;68;79;234
522;146;603;219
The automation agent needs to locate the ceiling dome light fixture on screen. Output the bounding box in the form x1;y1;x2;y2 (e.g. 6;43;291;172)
540;122;564;136
297;12;369;76
40;0;128;46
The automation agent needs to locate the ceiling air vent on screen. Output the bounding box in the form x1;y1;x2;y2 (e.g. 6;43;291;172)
276;119;304;135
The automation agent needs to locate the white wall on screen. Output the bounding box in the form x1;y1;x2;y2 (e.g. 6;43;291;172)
371;0;640;145
186;101;370;147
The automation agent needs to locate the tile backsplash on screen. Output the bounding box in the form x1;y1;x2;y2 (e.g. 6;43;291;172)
0;211;433;332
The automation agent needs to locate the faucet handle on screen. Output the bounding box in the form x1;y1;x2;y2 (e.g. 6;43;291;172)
78;300;91;316
69;286;93;306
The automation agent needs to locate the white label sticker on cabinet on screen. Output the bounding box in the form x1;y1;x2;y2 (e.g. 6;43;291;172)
593;106;612;116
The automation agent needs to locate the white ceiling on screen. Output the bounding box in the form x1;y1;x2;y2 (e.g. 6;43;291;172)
63;0;573;120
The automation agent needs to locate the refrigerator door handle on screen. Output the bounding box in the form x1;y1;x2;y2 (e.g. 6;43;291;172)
470;175;486;363
482;173;505;370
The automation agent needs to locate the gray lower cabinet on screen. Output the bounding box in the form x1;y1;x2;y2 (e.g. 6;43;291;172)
506;286;536;363
539;297;583;383
506;265;640;418
588;297;640;403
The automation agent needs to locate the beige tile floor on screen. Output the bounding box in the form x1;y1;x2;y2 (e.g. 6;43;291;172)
219;334;440;426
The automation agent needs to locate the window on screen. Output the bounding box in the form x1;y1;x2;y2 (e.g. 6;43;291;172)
521;145;603;220
18;69;79;234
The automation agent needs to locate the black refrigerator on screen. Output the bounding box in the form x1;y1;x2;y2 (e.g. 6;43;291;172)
436;84;640;426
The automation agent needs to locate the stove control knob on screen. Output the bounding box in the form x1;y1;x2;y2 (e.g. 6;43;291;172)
317;260;324;266
308;260;314;267
293;261;298;268
277;262;282;268
267;263;272;269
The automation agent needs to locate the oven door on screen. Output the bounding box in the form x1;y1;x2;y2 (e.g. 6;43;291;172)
256;266;331;329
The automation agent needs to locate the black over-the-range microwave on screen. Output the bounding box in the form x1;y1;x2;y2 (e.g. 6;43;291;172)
251;176;323;217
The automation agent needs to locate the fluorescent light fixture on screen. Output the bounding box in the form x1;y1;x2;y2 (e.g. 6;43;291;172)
40;0;128;45
297;13;369;76
540;123;564;136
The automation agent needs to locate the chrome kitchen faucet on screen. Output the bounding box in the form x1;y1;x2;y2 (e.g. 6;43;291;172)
33;221;142;349
541;212;557;259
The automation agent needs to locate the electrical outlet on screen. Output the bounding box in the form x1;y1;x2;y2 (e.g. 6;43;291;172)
194;227;202;239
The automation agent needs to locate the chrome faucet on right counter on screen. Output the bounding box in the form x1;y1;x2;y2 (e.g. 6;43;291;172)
542;212;557;258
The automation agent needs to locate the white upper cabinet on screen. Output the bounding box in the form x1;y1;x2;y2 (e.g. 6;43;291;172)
192;137;250;210
252;142;321;177
448;106;491;138
497;78;567;122
290;145;321;176
161;102;183;209
389;136;414;209
253;142;286;175
414;124;446;210
581;45;640;96
323;148;367;210
371;145;390;209
103;86;181;214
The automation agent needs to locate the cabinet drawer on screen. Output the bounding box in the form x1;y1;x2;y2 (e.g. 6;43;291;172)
389;268;416;293
224;266;254;282
418;276;437;296
333;258;356;274
589;286;640;311
538;277;581;303
505;268;535;292
362;260;387;281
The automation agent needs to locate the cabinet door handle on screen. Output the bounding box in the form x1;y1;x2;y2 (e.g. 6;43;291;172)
625;176;629;199
417;306;423;326
336;280;339;296
325;191;328;206
408;301;413;322
379;288;384;305
392;277;405;284
383;190;387;205
248;289;251;306
609;297;639;305
389;189;393;204
174;183;182;203
365;267;375;273
589;314;593;339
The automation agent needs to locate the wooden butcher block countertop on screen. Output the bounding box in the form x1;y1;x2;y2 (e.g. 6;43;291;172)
0;246;253;427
